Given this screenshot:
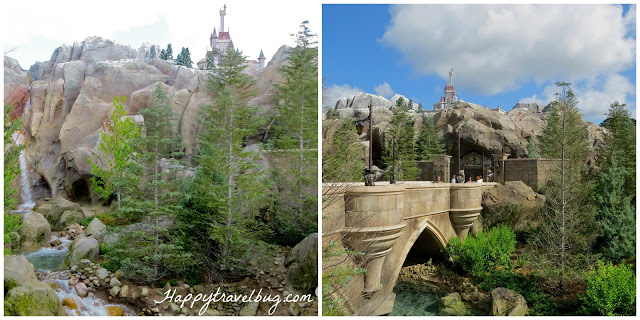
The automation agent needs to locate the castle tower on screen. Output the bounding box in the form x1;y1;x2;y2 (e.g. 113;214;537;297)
258;49;266;69
210;28;218;50
444;68;457;103
220;4;227;32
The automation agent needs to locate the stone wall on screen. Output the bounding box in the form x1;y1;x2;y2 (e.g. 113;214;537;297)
416;161;434;181
493;158;560;192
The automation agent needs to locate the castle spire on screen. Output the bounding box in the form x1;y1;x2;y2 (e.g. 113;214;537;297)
220;4;227;32
449;68;453;86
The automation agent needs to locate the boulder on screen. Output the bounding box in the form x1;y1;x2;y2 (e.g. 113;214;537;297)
75;282;88;298
239;301;259;316
480;181;545;234
284;233;318;294
110;277;121;287
85;218;107;242
490;287;528;316
119;284;129;298
110;286;121;297
34;197;82;228
103;233;120;247
62;296;78;310
439;292;467;316
55;210;86;230
65;235;99;267
4;281;63;316
4;255;38;290
96;268;109;280
17;211;52;251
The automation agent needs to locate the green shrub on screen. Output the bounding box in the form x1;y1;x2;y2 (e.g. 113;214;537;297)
445;224;516;277
4;213;21;255
581;260;635;316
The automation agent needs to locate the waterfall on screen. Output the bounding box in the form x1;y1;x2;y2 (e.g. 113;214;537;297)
18;149;35;209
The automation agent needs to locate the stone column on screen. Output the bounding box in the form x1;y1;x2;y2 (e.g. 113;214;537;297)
433;155;451;183
343;184;407;295
491;153;509;184
449;184;482;238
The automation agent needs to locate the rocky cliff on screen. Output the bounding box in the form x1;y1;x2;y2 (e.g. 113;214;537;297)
325;92;604;167
5;36;289;202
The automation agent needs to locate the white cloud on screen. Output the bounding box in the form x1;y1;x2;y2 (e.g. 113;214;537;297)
323;84;363;108
2;0;319;69
374;82;394;98
520;74;636;122
380;4;635;96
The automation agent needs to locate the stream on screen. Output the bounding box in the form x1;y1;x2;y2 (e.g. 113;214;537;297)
23;232;136;316
390;279;444;316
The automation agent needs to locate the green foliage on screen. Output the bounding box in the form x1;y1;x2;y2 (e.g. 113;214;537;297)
535;82;596;291
581;260;636;316
4;213;21;255
160;44;173;61
526;136;538;158
205;52;215;70
4;103;23;212
175;47;193;68
268;21;318;246
415;116;445;160
444;225;516;277
597;101;635;198
594;153;635;261
87;96;141;209
383;99;418;181
189;47;272;277
478;269;555;315
322;118;362;183
322;241;367;316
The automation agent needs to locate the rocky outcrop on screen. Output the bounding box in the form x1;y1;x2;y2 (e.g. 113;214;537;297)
18;36;288;201
85;218;107;242
439;292;467;316
34;197;82;229
4;55;29;116
284;233;318;294
65;235;99;267
55;210;86;230
17;211;52;251
490;287;528;316
4;255;63;316
478;181;545;235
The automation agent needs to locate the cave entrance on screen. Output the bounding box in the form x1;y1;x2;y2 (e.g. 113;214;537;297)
71;179;91;204
403;228;446;267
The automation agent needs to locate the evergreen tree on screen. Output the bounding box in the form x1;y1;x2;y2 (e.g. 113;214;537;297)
597;101;635;198
160;49;167;60
176;47;193;68
594;152;635;261
87;96;141;210
526;136;539;158
415;116;445;160
4;104;23;212
384;101;418;181
269;21;318;245
166;44;173;60
194;48;270;275
535;82;595;292
205;52;215;70
107;84;193;285
322;118;363;183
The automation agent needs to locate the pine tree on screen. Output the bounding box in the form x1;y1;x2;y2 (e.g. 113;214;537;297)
269;21;318;245
526;136;539;158
598;101;635;198
205;52;215;70
535;82;595;292
4;104;23;212
195;48;270;275
160;49;167;60
176;47;193;68
166;44;173;60
87;96;141;210
415;116;445;160
594;152;635;261
384;100;418;181
322;118;363;184
108;84;193;285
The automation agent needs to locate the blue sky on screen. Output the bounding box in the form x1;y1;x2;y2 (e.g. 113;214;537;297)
323;4;636;124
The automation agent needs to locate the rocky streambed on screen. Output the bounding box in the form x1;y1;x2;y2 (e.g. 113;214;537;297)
5;197;319;316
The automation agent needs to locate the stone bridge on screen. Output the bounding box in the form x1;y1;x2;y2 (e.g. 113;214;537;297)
323;181;496;316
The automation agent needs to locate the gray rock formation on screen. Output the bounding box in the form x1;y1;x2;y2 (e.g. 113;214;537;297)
490;287;528;316
85;218;107;243
15;36;290;203
4;255;62;316
477;181;546;235
439;292;468;316
65;235;99;267
284;233;318;294
34;197;83;228
17;211;52;251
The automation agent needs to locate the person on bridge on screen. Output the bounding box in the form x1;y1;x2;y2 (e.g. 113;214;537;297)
476;175;483;183
451;174;457;183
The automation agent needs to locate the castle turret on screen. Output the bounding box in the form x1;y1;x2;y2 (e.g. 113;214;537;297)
220;4;227;32
210;28;218;50
258;49;266;69
444;68;457;102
